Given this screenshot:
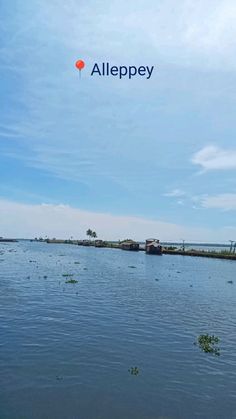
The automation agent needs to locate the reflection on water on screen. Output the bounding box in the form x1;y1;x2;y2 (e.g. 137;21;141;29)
0;241;236;419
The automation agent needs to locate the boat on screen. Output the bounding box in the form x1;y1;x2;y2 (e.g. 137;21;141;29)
145;239;162;255
95;240;106;248
120;240;139;251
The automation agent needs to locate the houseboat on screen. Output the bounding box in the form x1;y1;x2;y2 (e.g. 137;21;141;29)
95;240;105;247
145;239;162;255
120;240;139;251
82;240;91;246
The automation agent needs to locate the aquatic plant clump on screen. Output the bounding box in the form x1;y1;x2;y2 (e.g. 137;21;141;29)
128;366;140;376
65;279;78;284
196;334;220;356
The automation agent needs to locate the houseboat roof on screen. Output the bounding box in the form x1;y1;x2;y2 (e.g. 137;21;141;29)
146;241;160;247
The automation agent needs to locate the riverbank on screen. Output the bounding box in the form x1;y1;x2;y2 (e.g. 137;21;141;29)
43;239;236;260
0;238;18;242
162;249;236;260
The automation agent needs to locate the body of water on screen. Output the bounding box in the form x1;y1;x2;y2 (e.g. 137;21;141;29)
0;241;236;419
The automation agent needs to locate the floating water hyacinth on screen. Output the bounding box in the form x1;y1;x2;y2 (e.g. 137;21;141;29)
65;279;78;284
128;366;140;376
195;334;220;356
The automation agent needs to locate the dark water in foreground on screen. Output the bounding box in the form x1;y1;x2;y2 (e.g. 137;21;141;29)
0;241;236;419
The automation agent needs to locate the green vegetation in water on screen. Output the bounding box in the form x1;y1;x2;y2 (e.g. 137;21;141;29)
195;334;220;356
74;262;80;264
62;273;74;277
128;265;136;269
65;279;78;284
128;366;140;376
227;280;233;284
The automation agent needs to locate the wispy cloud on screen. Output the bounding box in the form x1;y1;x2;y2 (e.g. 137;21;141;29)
27;0;236;69
164;189;186;197
192;145;236;171
201;193;236;210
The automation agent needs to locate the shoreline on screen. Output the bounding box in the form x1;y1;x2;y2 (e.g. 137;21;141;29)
162;249;236;260
42;239;236;261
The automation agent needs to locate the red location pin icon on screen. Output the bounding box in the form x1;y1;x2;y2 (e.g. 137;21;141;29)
75;59;85;78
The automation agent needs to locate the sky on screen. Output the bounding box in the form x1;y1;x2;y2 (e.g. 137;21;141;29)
0;0;236;241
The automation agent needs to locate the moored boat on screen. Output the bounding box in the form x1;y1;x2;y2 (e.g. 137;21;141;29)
145;238;162;255
120;240;139;251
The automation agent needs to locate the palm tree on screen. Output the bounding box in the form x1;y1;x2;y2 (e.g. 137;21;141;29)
92;231;97;239
86;229;93;239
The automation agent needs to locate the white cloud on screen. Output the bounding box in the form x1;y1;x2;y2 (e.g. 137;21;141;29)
164;189;186;197
201;193;236;210
0;199;235;242
192;145;236;171
38;0;236;69
2;1;236;72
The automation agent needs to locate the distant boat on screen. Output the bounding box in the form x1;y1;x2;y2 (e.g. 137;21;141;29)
82;240;91;246
145;239;162;255
120;240;139;251
95;240;105;248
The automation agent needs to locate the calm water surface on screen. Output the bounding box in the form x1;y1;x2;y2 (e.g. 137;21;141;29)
0;241;236;419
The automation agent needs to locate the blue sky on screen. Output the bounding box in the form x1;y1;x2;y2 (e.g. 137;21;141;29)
0;0;236;241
